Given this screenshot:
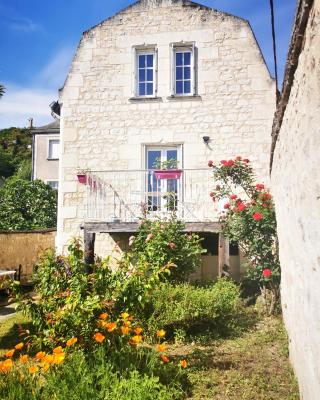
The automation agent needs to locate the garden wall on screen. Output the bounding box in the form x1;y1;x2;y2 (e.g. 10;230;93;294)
0;229;56;283
271;0;320;398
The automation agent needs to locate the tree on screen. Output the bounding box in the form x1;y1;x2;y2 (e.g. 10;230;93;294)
0;179;57;230
0;84;5;98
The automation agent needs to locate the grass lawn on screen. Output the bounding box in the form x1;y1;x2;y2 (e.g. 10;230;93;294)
0;311;299;399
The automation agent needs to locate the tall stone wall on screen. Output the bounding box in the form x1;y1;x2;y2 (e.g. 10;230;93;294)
57;0;275;251
271;1;320;398
0;230;56;283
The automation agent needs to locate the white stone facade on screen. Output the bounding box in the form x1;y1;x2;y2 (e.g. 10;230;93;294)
57;0;275;252
271;1;320;398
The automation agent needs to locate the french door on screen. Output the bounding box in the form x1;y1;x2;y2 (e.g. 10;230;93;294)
146;146;182;214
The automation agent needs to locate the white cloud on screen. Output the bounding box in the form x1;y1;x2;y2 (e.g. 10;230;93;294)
0;85;56;129
8;17;42;33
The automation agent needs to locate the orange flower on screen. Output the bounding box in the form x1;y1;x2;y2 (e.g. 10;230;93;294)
156;344;167;353
106;322;117;333
93;332;105;343
156;329;166;338
129;335;143;345
15;342;24;350
120;312;129;319
53;346;63;354
6;349;15;358
134;327;143;335
35;351;46;361
20;355;29;364
160;354;169;363
98;320;108;328
180;359;187;369
66;337;78;347
53;353;65;365
29;365;39;374
42;364;50;372
123;321;131;327
120;326;130;335
43;354;55;364
0;359;13;373
99;313;108;320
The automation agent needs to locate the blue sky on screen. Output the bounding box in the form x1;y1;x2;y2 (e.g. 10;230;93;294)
0;0;296;128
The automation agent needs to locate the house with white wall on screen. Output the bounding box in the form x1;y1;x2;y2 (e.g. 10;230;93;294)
57;0;275;280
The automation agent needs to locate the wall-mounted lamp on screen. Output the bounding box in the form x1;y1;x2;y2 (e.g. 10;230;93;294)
203;136;210;145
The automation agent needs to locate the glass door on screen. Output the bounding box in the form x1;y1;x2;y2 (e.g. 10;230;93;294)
146;147;182;214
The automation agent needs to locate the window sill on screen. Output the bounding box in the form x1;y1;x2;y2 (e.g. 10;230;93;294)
129;96;162;102
167;95;202;101
47;158;59;161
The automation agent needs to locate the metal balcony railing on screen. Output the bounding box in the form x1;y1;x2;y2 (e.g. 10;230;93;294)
85;169;217;223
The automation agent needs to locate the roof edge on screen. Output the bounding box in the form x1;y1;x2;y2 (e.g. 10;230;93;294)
270;0;314;172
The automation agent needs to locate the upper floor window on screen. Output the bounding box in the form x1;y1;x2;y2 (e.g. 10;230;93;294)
48;139;60;160
47;180;59;190
136;50;157;97
172;44;196;96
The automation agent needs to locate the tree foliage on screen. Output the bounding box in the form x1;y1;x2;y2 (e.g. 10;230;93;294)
0;84;5;98
0;179;57;230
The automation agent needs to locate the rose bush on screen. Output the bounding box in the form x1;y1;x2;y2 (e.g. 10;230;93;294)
208;156;280;314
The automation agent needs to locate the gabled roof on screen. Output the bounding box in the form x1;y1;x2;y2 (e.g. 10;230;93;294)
31;119;60;135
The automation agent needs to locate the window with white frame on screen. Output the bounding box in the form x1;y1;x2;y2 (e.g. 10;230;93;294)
172;44;196;96
47;180;59;190
136;49;157;97
48;139;60;160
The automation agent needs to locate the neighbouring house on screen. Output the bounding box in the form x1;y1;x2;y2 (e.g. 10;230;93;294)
270;0;320;398
56;0;276;280
31;119;60;189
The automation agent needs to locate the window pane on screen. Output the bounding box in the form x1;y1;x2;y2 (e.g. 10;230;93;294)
176;81;183;94
146;83;153;95
184;52;191;65
167;150;178;163
176;67;183;80
184;67;191;79
147;150;161;169
184;81;191;94
139;83;145;96
139;69;145;82
139;55;145;68
176;52;183;66
147;54;153;67
147;69;153;81
47;181;59;190
49;140;59;159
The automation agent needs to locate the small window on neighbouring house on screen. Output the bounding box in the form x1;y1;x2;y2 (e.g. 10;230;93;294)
48;139;60;160
172;44;196;96
47;180;59;190
136;50;157;97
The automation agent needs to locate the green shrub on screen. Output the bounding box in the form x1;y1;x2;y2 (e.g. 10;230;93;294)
141;279;241;339
129;216;205;282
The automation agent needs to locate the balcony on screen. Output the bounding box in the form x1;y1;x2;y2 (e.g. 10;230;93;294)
83;169;219;228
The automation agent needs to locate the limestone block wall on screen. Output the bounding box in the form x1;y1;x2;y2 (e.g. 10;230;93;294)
271;1;320;398
0;230;56;283
57;0;275;252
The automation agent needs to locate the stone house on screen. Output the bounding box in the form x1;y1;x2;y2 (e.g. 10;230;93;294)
57;0;275;280
31;119;60;189
271;0;320;398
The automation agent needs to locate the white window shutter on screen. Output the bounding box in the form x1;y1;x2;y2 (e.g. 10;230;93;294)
170;44;175;96
192;42;196;95
155;48;158;96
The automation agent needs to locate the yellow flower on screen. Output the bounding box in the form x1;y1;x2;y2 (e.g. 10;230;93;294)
53;353;65;365
29;365;39;374
15;342;24;350
43;354;55;364
156;344;167;353
120;326;130;335
20;354;29;364
129;335;143;345
161;354;170;363
93;332;105;343
180;359;187;369
53;346;63;354
35;351;46;361
156;329;166;338
6;349;15;358
106;322;117;333
99;313;108;320
42;364;50;372
123;321;131;327
66;337;78;347
134;327;143;335
120;312;129;319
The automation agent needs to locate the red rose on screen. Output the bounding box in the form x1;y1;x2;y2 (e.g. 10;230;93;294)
252;212;263;221
235;156;242;161
224;203;230;209
208;160;213;167
243;159;250;163
262;269;272;278
237;203;246;212
227;160;235;167
220;160;228;166
256;183;265;191
230;194;237;200
209;192;215;198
